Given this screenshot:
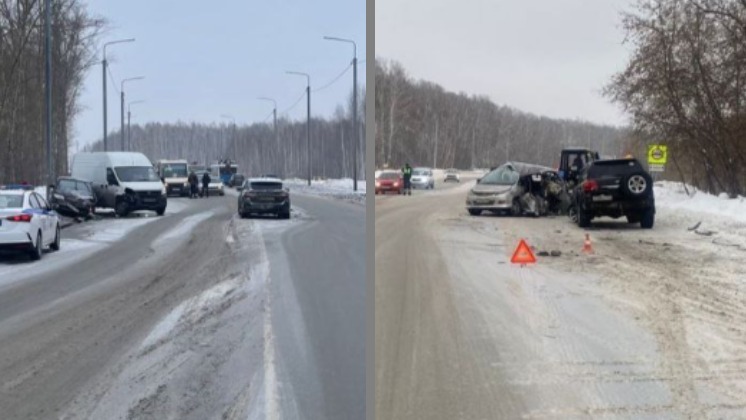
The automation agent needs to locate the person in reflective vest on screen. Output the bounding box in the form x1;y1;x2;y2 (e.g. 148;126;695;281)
401;163;413;194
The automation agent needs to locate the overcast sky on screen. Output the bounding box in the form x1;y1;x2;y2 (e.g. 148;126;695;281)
375;0;633;127
74;0;365;148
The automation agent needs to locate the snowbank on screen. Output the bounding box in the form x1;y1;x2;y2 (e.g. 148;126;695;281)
283;178;365;205
655;181;746;224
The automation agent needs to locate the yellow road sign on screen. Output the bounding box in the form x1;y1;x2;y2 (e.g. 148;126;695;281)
648;145;668;165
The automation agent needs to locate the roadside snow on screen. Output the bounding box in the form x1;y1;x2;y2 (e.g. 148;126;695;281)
655;181;746;224
283;178;365;205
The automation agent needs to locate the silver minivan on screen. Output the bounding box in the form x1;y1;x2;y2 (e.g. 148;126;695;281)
466;162;568;216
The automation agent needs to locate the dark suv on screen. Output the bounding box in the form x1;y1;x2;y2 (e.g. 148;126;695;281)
572;158;655;229
238;178;290;219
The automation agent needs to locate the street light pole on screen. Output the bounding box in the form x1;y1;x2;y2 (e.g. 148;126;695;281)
102;38;135;151
44;0;52;187
258;97;279;175
287;71;311;186
323;36;358;191
127;100;145;151
120;76;144;151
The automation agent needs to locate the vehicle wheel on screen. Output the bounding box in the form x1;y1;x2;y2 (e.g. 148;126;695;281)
468;208;482;216
568;205;578;223
156;206;166;216
577;205;592;228
510;199;522;216
621;172;653;197
115;200;129;217
50;225;61;251
640;207;655;229
30;231;43;260
626;214;641;224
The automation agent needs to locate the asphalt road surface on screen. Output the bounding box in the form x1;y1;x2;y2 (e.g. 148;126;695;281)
0;190;364;420
375;174;746;419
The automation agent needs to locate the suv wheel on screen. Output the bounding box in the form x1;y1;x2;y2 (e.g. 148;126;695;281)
468;208;482;216
577;205;592;228
640;207;655;229
622;172;652;197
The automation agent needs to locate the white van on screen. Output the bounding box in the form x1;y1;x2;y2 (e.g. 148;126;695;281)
155;159;189;196
71;152;167;217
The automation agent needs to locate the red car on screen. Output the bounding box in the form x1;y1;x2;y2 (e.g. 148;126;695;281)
375;171;403;195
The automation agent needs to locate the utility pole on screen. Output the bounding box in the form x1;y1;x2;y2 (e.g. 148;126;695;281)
120;76;144;151
324;36;358;190
127;100;144;151
44;0;52;186
258;97;280;176
102;38;135;151
287;71;311;186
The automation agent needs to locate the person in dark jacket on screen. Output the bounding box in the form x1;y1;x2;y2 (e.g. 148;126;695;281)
188;171;199;199
201;172;211;198
401;163;413;195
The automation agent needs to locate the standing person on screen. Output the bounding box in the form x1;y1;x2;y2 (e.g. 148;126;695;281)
401;163;413;196
201;171;211;198
188;171;199;199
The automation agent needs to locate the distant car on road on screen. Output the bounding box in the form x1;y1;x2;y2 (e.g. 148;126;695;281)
444;168;460;183
571;158;655;228
375;171;403;195
238;178;291;219
49;177;97;218
194;170;225;196
411;167;435;189
229;173;246;188
0;186;61;260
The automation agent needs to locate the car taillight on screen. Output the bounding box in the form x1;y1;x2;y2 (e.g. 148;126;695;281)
393;182;399;187
583;180;599;193
7;214;32;222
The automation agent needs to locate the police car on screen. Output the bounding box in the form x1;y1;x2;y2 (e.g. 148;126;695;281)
0;185;61;260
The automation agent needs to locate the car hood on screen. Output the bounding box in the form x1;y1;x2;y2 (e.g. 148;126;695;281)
121;181;165;192
470;184;514;194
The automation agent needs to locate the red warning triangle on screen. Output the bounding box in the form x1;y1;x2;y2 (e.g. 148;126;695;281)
510;239;537;264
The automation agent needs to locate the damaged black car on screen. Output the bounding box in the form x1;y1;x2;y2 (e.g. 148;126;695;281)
48;177;97;218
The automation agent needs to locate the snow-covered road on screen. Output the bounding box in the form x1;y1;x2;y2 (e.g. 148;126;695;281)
0;191;365;419
376;175;746;419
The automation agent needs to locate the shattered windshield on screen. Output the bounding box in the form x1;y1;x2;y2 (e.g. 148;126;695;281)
479;166;520;185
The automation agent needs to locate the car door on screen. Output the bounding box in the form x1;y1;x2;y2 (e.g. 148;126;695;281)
28;193;47;245
35;193;55;244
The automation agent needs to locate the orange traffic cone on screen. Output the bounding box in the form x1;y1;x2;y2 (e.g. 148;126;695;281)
582;233;593;254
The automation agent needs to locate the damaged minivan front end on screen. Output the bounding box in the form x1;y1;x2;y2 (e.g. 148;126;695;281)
466;162;571;217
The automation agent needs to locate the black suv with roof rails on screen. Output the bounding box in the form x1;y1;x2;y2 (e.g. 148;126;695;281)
571;158;655;229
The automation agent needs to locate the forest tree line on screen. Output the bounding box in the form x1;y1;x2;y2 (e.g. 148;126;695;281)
84;93;366;181
0;0;102;185
374;58;629;172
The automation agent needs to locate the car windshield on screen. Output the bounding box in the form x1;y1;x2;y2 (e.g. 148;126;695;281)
0;194;24;208
115;166;161;182
57;179;77;192
379;172;399;179
480;166;520;185
413;169;429;176
162;163;188;178
251;181;283;191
